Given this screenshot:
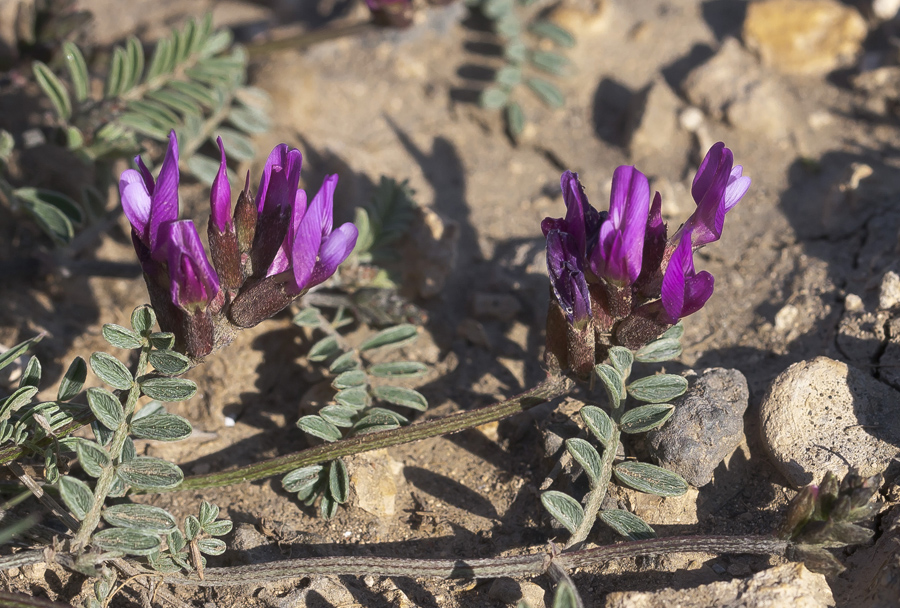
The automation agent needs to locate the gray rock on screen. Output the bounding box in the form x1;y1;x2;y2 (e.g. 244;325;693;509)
604;563;834;608
647;368;749;487
877;317;900;392
841;505;900;608
759;357;900;487
626;79;686;166
836;310;888;368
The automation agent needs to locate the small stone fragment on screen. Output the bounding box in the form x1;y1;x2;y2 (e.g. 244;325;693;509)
605;563;833;608
836;310;888;367
844;293;865;312
347;449;402;518
873;0;900;19
679;107;705;132
647;368;749;487
743;0;867;75
879;271;900;310
620;486;699;526
760;357;900;486
547;0;610;36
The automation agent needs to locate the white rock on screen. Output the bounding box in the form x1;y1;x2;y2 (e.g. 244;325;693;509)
878;271;900;310
873;0;900;20
760;357;900;487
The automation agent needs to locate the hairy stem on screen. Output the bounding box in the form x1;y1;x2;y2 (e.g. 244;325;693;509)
106;535;790;587
153;374;574;492
72;347;150;550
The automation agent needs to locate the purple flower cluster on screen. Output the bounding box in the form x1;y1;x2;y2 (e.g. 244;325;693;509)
543;142;750;375
120;131;358;358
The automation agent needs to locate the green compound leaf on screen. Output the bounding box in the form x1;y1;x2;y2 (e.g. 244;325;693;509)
58;356;87;401
90;352;133;390
32;62;72;120
619;404;675;434
103;504;177;532
529;20;576;48
185;155;222;184
15;188;77;244
148;349;191;376
105;47;125;97
319;405;357;427
282;464;324;493
580;406;614;448
480;86;508;110
371;385;427;411
359;324;418;351
147;88;202;117
496;14;522;37
506;102;525;138
292;307;321;328
541;490;584;534
198;500;219;526
659;321;684;341
1;386;37;419
607;347;634;381
102;324;144;350
297;415;342;442
117;457;184;489
613;462;688;497
308;336;341;362
328;459;349;504
118;112;169;141
352;412;401;434
128;99;180;127
58;475;93;521
599;509;656;540
62;42;89;102
214;128;255;162
16;188;82;224
593;364;623;410
197;538;226;556
320;493;339;520
332;370;367;390
530;50;571;76
130;413;193;441
184;515;201;541
76;438;111;477
92;528;160;556
634;338;682;363
526;77;565;108
626;374;688;403
124;36;145;91
334;386;371;409
228;103;271;134
551;580;580;608
87;388;123;430
565;438;603;486
367;361;428;379
148;332;175;350
504;40;528;63
203;519;233;537
131;305;157;335
20;356;41;388
483;0;514;19
139;377;197;402
0;334;42;373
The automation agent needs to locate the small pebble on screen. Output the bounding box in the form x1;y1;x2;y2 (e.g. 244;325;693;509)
844;293;865;312
679;107;705;132
879;271;900;310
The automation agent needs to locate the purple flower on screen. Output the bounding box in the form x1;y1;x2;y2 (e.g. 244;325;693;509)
256;144;302;215
159;220;221;313
542;171;604;261
283;174;359;292
590;165;650;285
209;137;232;233
679;142;751;248
119;130;180;258
546;229;591;326
660;229;714;323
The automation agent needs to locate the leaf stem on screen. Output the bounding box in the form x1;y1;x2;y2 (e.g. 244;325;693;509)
149;374;574;492
565;422;619;549
72;346;150;550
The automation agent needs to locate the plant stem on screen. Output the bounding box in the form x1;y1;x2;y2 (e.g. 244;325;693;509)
153;374;574;492
72;347;150;550
111;535;790;587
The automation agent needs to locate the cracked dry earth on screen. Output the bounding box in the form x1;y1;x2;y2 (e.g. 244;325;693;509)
3;0;900;606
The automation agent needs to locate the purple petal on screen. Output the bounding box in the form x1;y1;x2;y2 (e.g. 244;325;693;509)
307;223;359;288
148;131;181;252
660;230;714;322
546;230;591;324
724;165;750;212
691;142;724;204
291;193;325;291
209;137;232;232
591;165;649;284
134;156;155;195
561;171;588;256
310;174;338;236
160;220;220;309
256;145;302;214
255;144;287;212
266;189;309;278
681;270;714;317
119;170;151;241
688;143;734;247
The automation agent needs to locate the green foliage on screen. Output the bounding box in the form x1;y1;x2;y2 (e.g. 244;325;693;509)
468;0;575;139
541;328;689;543
282;308;430;518
5;13;271;248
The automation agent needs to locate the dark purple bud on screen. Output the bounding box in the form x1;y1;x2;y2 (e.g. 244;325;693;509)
543;171;604;260
546;230;590;326
365;0;414;27
234;171;257;255
660;230;714;324
779;484;818;539
251;145;303;275
590;165;649;285
159;220;221;313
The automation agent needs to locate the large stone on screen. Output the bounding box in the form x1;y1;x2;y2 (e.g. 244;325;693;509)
760;357;900;487
647;368;749;487
743;0;867;75
604;563;833;608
